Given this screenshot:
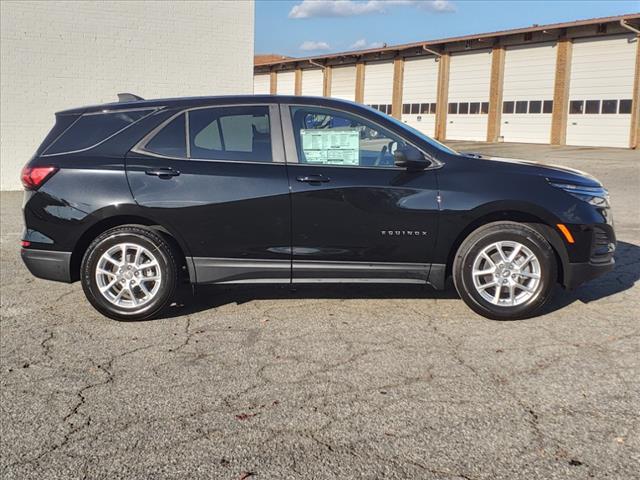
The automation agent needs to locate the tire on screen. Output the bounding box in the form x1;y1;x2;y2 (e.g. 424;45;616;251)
81;225;179;320
453;221;557;320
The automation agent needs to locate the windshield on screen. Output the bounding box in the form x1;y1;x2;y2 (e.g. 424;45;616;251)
364;105;458;155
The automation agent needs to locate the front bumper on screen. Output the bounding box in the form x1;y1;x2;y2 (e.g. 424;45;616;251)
563;258;615;290
21;248;72;283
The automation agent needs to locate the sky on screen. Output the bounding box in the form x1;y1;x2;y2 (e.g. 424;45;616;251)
255;0;639;57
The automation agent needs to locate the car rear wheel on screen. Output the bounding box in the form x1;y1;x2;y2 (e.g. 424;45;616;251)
453;221;557;320
81;225;178;320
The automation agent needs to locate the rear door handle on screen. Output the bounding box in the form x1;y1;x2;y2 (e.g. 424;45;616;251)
296;174;330;183
145;167;180;179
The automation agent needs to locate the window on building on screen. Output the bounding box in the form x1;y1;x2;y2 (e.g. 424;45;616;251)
402;104;411;114
469;102;480;114
503;101;514;114
430;103;437;114
543;100;553;114
289;105;407;168
145;113;187;157
481;102;489;114
570;100;584;114
585;100;600;114
515;101;528;114
188;106;272;162
448;103;458;114
601;100;617;114
411;103;420;114
619;99;632;114
420;103;430;114
458;102;469;114
528;100;542;114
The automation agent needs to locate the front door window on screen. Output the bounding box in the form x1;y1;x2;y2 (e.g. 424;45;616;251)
290;106;407;168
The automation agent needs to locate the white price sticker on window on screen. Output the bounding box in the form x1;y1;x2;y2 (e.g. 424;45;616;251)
301;129;360;166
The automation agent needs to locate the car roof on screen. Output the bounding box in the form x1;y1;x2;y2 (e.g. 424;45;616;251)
56;95;362;115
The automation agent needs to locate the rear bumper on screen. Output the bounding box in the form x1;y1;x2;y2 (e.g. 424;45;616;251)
21;248;72;283
563;258;615;290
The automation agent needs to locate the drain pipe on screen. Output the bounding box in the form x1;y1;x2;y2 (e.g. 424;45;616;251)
309;59;326;69
422;45;442;57
620;19;640;35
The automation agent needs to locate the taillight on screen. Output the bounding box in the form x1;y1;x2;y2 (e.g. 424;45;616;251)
21;166;58;190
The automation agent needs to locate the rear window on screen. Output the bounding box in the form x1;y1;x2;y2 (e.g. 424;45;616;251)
43;109;154;155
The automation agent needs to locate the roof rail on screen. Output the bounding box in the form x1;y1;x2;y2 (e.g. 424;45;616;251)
117;92;144;102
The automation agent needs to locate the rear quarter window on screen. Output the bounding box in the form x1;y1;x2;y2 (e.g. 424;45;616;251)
43;109;154;155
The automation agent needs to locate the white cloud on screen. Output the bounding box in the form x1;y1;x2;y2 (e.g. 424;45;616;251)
299;40;331;51
418;0;456;12
349;38;385;49
349;38;368;49
289;0;455;19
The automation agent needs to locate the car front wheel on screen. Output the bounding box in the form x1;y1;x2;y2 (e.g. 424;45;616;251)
81;225;178;320
453;221;557;320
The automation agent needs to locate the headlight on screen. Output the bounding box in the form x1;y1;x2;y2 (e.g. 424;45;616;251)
549;181;610;207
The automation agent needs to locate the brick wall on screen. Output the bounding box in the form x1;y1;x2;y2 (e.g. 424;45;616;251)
0;0;254;190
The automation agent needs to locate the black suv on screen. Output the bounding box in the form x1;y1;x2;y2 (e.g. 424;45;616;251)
21;95;615;320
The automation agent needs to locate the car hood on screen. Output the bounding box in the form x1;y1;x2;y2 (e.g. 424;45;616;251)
470;154;602;187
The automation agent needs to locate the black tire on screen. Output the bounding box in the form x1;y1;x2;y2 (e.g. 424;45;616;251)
81;225;178;320
453;221;557;320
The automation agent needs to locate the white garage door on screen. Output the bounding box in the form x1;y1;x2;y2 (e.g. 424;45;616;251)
364;61;394;112
302;69;323;96
277;71;296;95
566;34;636;148
447;49;492;141
331;65;356;101
502;42;556;144
401;56;438;136
254;74;270;94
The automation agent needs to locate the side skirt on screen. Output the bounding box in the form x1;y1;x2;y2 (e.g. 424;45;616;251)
192;257;447;290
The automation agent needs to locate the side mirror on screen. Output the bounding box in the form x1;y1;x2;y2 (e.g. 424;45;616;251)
394;145;430;170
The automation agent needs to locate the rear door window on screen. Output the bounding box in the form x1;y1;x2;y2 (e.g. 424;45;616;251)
144;113;187;158
188;106;272;162
44;109;154;155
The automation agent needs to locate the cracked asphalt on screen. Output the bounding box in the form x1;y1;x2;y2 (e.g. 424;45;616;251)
1;143;639;479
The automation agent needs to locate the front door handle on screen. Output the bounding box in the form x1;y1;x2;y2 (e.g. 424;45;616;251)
145;167;180;179
296;174;330;183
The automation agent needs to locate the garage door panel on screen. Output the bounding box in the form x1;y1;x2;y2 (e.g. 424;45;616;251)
302;69;323;96
501;114;553;144
277;71;295;95
401;57;438;137
331;66;356;101
363;61;393;105
566;34;635;148
253;74;270;94
501;42;556;143
447;116;489;142
447;50;491;140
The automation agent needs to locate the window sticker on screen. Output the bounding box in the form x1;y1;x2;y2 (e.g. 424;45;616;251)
301;129;360;166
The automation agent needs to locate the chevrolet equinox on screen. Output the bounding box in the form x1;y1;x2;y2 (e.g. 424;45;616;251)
20;95;616;320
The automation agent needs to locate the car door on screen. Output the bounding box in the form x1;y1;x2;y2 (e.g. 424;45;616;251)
282;103;440;283
126;103;291;284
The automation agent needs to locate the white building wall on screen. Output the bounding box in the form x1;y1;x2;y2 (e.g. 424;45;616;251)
301;69;324;96
0;0;255;190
